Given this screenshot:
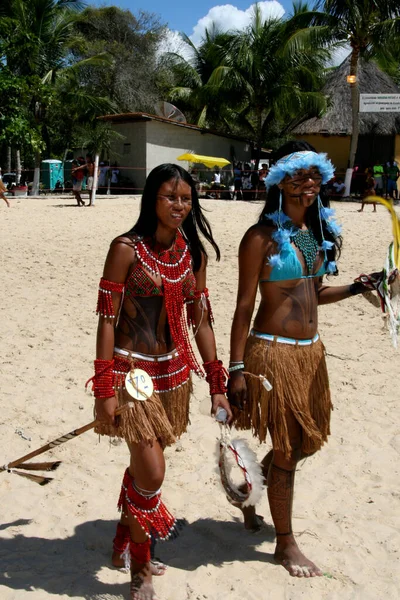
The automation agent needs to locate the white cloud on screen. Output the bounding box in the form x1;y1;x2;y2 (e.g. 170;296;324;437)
158;2;286;60
157;29;189;59
190;2;285;46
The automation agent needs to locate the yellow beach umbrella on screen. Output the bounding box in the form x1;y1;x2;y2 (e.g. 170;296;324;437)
177;153;231;169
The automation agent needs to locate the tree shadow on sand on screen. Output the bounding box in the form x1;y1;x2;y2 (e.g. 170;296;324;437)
0;516;276;598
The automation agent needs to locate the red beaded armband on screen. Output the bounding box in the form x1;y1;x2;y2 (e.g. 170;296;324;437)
96;278;125;318
85;359;115;399
187;288;214;327
203;359;228;395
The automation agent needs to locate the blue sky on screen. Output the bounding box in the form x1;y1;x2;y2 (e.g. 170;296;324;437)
98;0;293;42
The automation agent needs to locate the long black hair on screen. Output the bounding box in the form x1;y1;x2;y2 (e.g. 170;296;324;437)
130;163;220;272
260;141;342;271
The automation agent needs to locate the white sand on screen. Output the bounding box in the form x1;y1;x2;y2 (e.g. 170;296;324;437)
1;195;399;600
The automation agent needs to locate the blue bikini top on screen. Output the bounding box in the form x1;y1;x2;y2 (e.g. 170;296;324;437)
259;208;339;284
260;244;327;283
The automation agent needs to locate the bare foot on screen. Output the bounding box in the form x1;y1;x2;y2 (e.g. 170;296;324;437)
112;549;166;575
230;500;265;532
130;563;159;600
274;534;322;578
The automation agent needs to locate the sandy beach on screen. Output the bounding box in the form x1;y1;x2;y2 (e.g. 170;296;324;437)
1;194;399;600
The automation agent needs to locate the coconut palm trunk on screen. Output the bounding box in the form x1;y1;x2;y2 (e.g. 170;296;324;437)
90;153;100;206
16;149;21;184
7;146;12;173
348;47;360;169
344;47;360;196
31;151;41;196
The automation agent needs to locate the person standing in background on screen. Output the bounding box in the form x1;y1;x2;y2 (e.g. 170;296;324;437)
385;159;399;203
98;162;110;194
110;163;120;190
358;168;376;212
71;157;86;206
372;161;384;196
233;163;243;200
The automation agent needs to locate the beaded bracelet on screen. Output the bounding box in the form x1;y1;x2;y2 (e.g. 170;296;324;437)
203;360;228;395
228;363;245;373
85;359;115;399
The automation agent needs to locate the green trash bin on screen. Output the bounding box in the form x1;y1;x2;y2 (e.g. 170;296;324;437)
41;159;64;191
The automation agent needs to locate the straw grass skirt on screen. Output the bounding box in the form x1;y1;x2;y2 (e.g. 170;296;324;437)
94;354;192;448
235;334;333;459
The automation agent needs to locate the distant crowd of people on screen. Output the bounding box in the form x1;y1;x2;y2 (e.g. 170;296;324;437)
190;162;271;201
318;158;399;213
232;162;269;200
351;159;399;206
193;156;399;205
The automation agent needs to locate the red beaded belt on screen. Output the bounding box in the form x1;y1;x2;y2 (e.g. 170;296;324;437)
113;347;190;394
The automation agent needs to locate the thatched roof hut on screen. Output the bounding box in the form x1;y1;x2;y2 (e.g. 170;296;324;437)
293;56;400;136
292;56;400;172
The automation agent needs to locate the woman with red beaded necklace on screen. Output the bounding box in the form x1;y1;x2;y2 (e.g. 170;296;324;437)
90;163;232;600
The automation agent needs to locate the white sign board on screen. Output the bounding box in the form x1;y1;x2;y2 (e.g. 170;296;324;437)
360;94;400;113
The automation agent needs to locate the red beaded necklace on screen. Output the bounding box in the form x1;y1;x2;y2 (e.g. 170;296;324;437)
134;231;202;376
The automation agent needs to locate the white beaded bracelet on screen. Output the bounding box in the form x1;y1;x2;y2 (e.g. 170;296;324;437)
228;363;245;373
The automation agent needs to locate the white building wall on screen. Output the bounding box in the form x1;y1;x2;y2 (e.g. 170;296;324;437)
110;119;252;192
111;122;146;192
145;122;251;184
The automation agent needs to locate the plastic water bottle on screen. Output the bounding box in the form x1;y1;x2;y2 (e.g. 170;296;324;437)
215;407;228;423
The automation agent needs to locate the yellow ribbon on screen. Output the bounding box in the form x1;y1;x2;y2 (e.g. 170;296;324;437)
365;196;400;269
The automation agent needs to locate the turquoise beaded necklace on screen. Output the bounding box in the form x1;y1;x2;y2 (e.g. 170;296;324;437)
291;227;319;275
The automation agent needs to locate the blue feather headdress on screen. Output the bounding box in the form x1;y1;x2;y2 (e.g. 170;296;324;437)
265;151;334;189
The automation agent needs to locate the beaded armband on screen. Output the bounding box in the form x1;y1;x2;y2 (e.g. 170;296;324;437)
203;360;228;395
85;359;115;399
187;288;214;327
96;278;125;318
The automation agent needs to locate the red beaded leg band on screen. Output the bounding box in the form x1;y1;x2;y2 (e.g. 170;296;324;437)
85;359;115;399
118;469;177;541
113;522;130;554
96;277;125;318
203;359;228;395
129;539;151;565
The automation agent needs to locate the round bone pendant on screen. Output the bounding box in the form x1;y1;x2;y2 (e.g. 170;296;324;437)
125;369;154;401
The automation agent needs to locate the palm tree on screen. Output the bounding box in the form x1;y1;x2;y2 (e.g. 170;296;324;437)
324;1;400;172
164;26;235;129
204;3;329;167
0;0;113;194
293;1;400;190
74;121;124;205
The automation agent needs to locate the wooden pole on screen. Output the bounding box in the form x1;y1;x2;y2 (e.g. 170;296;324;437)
1;405;130;474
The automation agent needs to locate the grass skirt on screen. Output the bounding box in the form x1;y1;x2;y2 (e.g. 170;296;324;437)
94;353;192;448
235;335;332;459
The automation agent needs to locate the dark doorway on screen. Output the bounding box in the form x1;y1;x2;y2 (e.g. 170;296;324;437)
355;135;394;169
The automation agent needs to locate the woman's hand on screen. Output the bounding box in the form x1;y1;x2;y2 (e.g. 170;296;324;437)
95;395;118;426
211;393;233;424
227;372;247;411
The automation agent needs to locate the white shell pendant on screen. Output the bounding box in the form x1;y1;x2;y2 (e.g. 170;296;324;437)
125;369;154;401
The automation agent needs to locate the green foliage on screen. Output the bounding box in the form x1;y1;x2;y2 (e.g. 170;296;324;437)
163;4;328;156
0;69;45;151
73;121;124;157
70;6;167;112
0;0;118;166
